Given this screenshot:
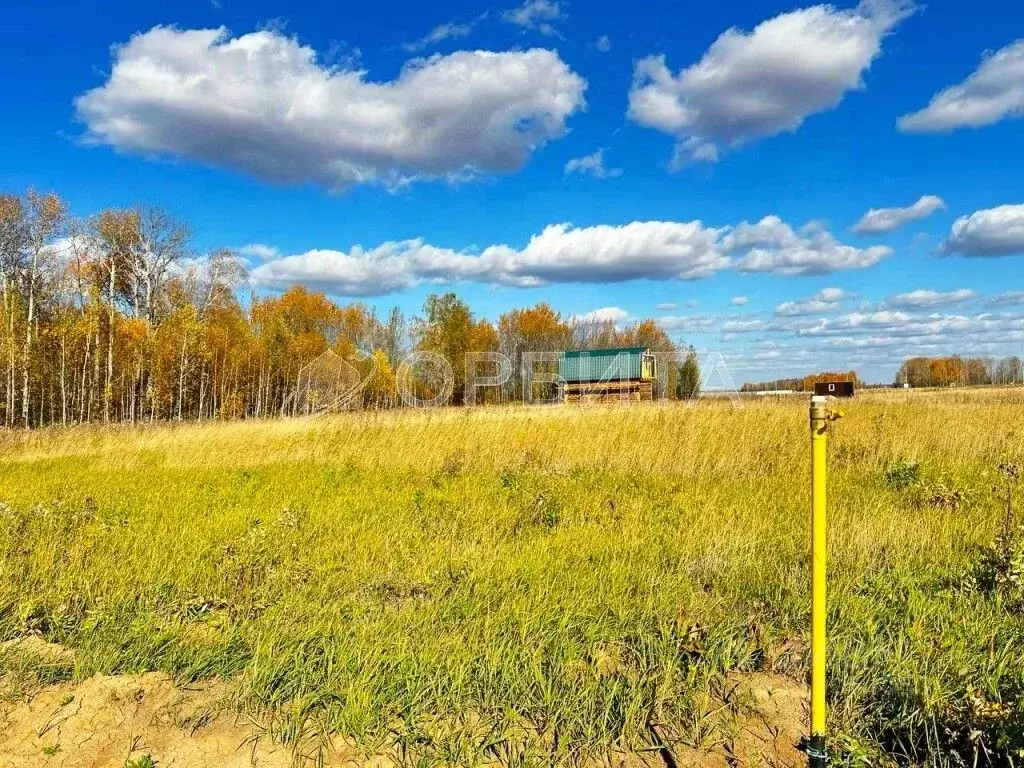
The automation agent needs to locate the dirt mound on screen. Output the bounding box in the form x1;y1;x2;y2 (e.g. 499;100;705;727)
0;671;305;768
644;672;808;768
719;672;808;766
1;645;807;768
0;636;76;667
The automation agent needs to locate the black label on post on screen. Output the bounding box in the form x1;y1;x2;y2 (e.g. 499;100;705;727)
814;381;855;398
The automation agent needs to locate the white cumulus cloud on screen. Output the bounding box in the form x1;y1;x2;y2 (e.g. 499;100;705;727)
248;213;891;296
75;26;586;190
250;220;731;296
659;315;716;332
722;319;768;333
725;216;892;275
402;21;474;52
238;243;280;260
852;195;946;234
503;0;565;36
989;290;1024;307
627;0;913;166
571;307;631;324
940;204;1024;257
775;287;847;316
899;40;1024;132
564;148;622;179
798;312;1024;356
881;289;977;310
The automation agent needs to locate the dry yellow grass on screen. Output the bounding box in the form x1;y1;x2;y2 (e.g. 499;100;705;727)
1;387;1022;766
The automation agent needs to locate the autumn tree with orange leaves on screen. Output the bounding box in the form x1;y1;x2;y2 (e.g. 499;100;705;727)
0;187;703;427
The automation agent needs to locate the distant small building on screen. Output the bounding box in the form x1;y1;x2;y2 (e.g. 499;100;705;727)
559;347;656;404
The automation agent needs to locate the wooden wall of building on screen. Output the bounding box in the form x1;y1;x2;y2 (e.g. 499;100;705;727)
563;381;654;404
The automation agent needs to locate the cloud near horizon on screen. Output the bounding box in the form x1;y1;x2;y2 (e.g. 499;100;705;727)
775;287;847;316
248;217;890;296
569;306;631;324
725;217;892;275
881;288;977;310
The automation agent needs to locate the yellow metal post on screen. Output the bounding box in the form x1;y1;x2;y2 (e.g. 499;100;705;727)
808;395;830;767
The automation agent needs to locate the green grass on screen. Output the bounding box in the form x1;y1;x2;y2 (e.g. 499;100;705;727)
1;390;1023;765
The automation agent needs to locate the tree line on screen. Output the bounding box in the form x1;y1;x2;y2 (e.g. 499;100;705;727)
739;371;863;393
895;356;1024;388
0;188;697;428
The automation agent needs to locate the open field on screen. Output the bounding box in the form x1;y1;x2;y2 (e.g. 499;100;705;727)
1;389;1023;766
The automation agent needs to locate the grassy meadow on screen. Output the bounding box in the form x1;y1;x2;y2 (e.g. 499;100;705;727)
1;389;1023;765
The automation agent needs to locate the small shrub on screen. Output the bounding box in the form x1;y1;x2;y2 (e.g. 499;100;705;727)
513;490;562;533
973;463;1024;610
923;483;967;511
217;520;279;594
213;509;309;613
974;524;1024;609
532;491;562;529
499;469;521;491
884;459;922;490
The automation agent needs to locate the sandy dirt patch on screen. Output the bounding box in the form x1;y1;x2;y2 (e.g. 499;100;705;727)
1;640;808;767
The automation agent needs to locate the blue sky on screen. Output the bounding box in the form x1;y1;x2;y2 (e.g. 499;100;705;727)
3;0;1024;383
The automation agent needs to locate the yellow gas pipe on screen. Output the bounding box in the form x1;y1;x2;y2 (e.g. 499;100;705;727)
809;395;841;767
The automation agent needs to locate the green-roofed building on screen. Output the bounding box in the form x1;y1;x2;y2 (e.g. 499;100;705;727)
559;347;657;404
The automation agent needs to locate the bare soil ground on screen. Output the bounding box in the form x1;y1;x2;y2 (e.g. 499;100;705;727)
0;640;808;768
